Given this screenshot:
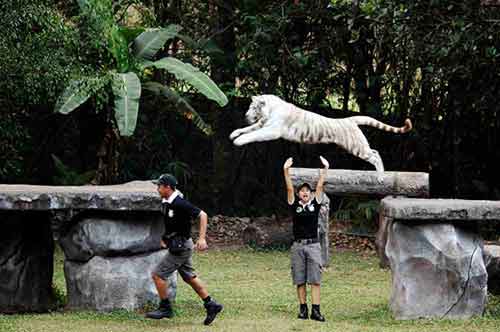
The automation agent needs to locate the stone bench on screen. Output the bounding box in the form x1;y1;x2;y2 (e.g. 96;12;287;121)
0;181;176;313
379;197;500;319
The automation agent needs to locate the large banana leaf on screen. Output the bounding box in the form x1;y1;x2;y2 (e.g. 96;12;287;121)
108;25;129;72
54;76;105;114
150;57;228;107
112;72;141;136
133;25;182;60
119;26;146;44
143;82;213;135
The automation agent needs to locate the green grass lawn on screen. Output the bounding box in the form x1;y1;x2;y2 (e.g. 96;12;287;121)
1;247;499;332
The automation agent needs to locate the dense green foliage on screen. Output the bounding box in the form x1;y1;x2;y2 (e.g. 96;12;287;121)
1;0;500;215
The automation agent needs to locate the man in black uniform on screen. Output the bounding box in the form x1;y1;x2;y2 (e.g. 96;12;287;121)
283;156;329;322
145;174;223;326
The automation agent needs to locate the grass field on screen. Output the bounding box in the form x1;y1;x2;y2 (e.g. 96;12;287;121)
1;247;499;332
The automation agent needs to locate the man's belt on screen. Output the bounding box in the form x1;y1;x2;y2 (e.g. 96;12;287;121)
294;238;319;244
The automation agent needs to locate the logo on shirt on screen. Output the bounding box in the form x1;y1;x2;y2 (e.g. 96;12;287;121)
296;206;303;213
308;205;315;212
168;209;174;218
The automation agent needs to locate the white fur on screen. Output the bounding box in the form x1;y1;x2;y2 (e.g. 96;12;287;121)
230;95;412;175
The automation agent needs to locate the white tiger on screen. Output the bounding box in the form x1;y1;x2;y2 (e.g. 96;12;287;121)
229;94;412;173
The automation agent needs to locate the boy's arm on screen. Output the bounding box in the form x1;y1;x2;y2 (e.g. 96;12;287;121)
315;156;329;203
283;157;295;204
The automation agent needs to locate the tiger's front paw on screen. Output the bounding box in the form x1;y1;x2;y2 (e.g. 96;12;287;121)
233;136;247;146
229;129;242;140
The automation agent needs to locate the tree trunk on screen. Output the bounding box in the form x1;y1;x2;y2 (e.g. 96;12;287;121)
91;107;120;185
209;0;237;210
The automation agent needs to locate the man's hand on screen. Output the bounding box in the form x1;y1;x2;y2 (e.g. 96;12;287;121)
196;238;208;251
319;155;329;169
283;157;293;170
160;239;167;249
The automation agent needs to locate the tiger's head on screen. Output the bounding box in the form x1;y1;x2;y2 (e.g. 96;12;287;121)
245;96;268;124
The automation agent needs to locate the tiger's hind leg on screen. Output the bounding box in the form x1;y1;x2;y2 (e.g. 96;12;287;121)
368;149;384;173
367;149;384;182
360;149;384;182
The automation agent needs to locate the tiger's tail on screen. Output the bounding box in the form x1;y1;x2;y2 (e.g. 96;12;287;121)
350;116;412;133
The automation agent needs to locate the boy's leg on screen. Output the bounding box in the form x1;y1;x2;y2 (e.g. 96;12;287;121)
311;283;320;305
310;287;325;322
292;243;308;319
297;284;307;304
306;244;325;322
297;284;308;319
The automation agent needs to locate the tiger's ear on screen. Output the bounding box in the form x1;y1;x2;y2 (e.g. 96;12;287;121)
251;96;258;103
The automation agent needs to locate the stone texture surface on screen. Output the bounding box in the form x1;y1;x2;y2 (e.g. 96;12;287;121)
0;181;160;211
65;250;177;311
381;196;500;221
0;211;54;313
318;193;330;267
375;215;392;268
387;222;487;319
290;168;429;197
59;212;164;262
484;244;500;295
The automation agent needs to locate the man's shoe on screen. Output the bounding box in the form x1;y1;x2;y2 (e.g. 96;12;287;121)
204;300;223;325
298;305;308;319
145;301;173;319
310;308;325;322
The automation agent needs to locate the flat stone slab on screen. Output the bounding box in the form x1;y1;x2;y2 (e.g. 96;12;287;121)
380;197;500;221
0;181;161;211
290;168;429;197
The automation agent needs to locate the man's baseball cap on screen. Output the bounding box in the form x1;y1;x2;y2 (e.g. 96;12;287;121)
152;174;177;188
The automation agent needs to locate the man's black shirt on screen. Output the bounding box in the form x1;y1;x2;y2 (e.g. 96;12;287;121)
161;194;201;239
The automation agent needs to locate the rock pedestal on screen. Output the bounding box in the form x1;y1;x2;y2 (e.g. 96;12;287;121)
318;193;330;267
484;245;500;295
59;212;177;311
387;222;487;319
65;250;177;311
0;211;54;313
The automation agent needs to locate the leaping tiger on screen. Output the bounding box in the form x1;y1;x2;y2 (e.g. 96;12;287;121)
229;94;412;173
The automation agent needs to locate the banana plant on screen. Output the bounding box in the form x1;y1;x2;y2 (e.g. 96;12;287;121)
54;0;228;137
